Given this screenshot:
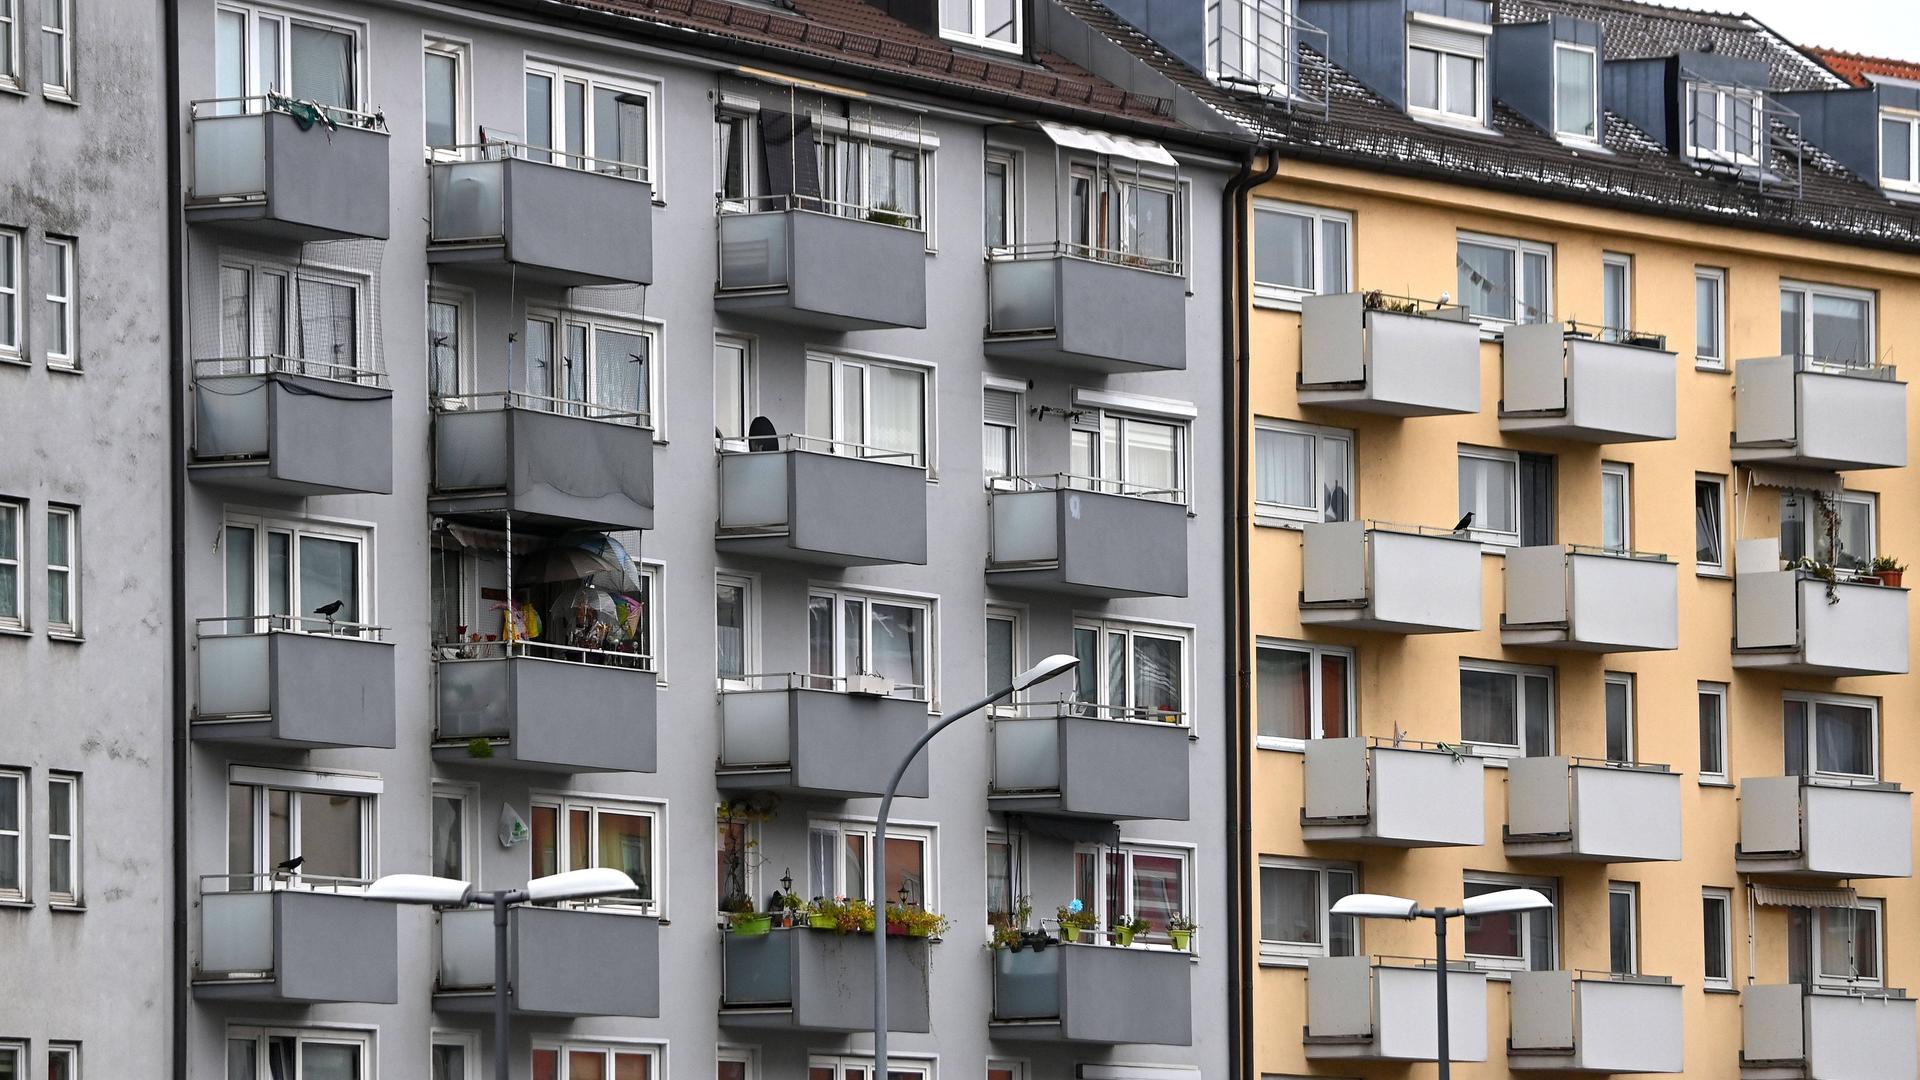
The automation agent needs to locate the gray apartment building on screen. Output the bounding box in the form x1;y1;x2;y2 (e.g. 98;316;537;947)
4;0;1255;1076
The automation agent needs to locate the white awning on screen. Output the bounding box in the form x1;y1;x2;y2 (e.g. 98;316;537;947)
1038;121;1178;168
1753;883;1858;908
1745;464;1843;495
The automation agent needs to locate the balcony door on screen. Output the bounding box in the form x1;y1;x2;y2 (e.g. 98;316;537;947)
1070;412;1185;502
223;516;365;635
524;314;652;422
217;261;361;376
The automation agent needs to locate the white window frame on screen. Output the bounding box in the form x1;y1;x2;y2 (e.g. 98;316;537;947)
429;781;475;887
1698;682;1729;785
1695;474;1727;575
225;1027;372;1080
808;1054;935;1080
1066;163;1182;269
1686;82;1763;167
0;768;24;902
982;382;1024;487
1603;671;1635;764
0;496;22;629
1457;445;1520;545
1780;279;1877;367
1255;639;1354;750
1881;108;1920;193
1072;617;1192;726
221;512;372;634
522;60;659;183
1406;16;1490;126
1254;417;1353;526
1702;887;1734;990
715;571;756;690
523;307;661;428
1601;460;1632;553
422;36;469;160
1459;659;1555;759
806;350;933;469
987;1061;1028;1080
1806;898;1884;988
47;771;78;906
1456;231;1554;327
426;286;473;401
216;256;372;373
984;605;1027;699
939;0;1022;54
1251;199;1353;303
47;1043;78;1080
1070;407;1190;504
1608;881;1640;974
807;816;936;908
717;1046;759;1080
1695;267;1727;369
1552;42;1600;144
45;504;75;637
1074;839;1194;946
1781;488;1877;570
226;766;379;887
816;127;934;238
532;1040;666;1080
0;0;18;88
39;0;70;99
715;104;758;212
984;148;1019;252
213;4;367;112
0;228;19;359
807;585;937;704
714;334;754;450
44;236;74;368
1257;856;1360;962
528;792;666;915
431;1029;479;1080
1463;872;1557;972
1785;691;1880;782
1601;252;1632;339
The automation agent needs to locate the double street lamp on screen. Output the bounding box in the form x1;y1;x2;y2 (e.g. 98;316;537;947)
1329;888;1555;1080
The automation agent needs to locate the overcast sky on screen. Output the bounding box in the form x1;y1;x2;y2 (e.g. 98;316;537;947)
1657;0;1920;62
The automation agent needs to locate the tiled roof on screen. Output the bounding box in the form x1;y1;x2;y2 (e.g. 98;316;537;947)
1498;0;1843;90
1809;47;1920;90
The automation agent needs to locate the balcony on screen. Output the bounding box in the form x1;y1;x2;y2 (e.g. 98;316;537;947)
1304;955;1487;1062
434;641;657;774
715;439;926;566
1299;520;1483;633
1302;738;1485;847
1731;355;1906;471
720;926;931;1032
987;478;1188;598
983;245;1186;373
1504;757;1682;863
1742;984;1917;1079
1736;776;1913;879
716;676;928;799
991;942;1191;1045
185;99;390;241
192;878;397;1003
1734;565;1909;677
1498;324;1677;443
427;142;653;287
1501;546;1678;652
715;198;927;331
430;394;654;533
1509;971;1684;1074
188;357;393;496
193;617;395;750
989;702;1190;822
1297;292;1481;417
436;902;659;1017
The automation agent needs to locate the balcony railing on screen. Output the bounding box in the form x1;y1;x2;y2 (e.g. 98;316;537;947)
1736;775;1913;879
984;242;1187;373
1732;354;1907;471
428;140;653;286
1504;757;1682;863
431;392;654;532
987;475;1189;598
715;194;928;330
186;95;390;240
1298;292;1481;416
720;926;931;1032
190;355;393;496
989;700;1190;821
1502;545;1679;652
1508;970;1684;1074
991;940;1192;1045
1742;983;1917;1077
1305;955;1488;1062
193;873;398;1003
715;436;927;566
716;673;930;799
434;638;657;773
1303;737;1485;847
1498;322;1677;443
1299;519;1483;633
194;615;395;749
437;901;660;1017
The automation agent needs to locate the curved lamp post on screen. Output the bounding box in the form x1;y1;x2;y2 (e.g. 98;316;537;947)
1329;887;1554;1079
369;866;638;1080
873;653;1079;1076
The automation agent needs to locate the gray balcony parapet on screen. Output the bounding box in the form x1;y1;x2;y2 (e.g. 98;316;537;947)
988;701;1190;821
983;244;1186;373
720;925;932;1032
1303;737;1485;847
189;356;393;496
434;640;657;773
1731;355;1907;471
1741;983;1917;1078
1300;520;1483;633
430;393;654;533
428;141;653;287
1305;955;1488;1062
715;438;928;566
715;197;927;330
1733;551;1909;676
1498;322;1677;443
436;901;660;1017
987;477;1189;598
185;98;390;241
193;616;395;749
716;674;929;799
1736;775;1913;879
1501;545;1679;652
991;940;1193;1045
1504;757;1682;863
1298;292;1481;416
192;876;398;1003
1508;970;1685;1074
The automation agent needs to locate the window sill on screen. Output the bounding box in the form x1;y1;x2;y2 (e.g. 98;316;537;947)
1253;515;1310;531
1258;952;1313;969
42;88;77;107
1699;778;1733;789
0;898;33;910
0;82;26;99
1695;362;1730;375
49;901;83;913
1252;293;1307;312
1697;570;1730;581
47;361;81;376
47;632;84;645
0;625;31;639
0;353;28;368
1408;111;1502;139
1256;739;1305;754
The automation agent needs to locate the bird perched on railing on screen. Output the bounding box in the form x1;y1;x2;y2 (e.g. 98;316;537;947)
313;599;344;631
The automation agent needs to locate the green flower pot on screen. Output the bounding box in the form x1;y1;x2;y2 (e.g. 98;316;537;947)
730;914;773;937
1170;930;1192;951
1116;927;1135;947
1062;925;1083;943
808;913;838;930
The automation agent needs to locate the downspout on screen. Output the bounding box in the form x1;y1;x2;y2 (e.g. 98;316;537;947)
1222;144;1277;1080
163;0;188;1075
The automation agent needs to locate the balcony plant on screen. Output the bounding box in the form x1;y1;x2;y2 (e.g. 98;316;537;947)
805;896;840;930
886;903;949;939
865;202;915;229
1788;556;1842;605
1360;289;1423;316
1167;913;1197;951
1056;899;1097;943
1873;555;1906;588
727;908;774;937
1111;913;1149;947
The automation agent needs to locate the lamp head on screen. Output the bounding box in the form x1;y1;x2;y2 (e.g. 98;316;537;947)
1013;653;1079;691
1460;888;1555;918
364;873;474;906
1329;893;1421;920
524;867;639;904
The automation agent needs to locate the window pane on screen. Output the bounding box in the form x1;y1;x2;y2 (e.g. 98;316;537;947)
1321;436;1350;522
1695;480;1723;566
1810;293;1870;366
1703;897;1729;981
1328;870;1358;956
299;791;362;879
1699;692;1724;775
569;1051;607;1080
984;159;1007;247
1813;702;1874;776
987;838;1014;923
1692;86;1717;152
1320;653;1350;739
1132;635;1182;716
1255;427;1314;509
289;24;355;109
869;364;925;465
1603;262;1628;333
716;583;746;680
1254;209;1313;290
986;617;1014;694
1884;117;1913;182
431;1046;466;1080
883;835;925;905
1780;288;1806;357
564;81;586;160
215;9;246;106
302;1043;362;1080
1408;47;1439;110
1131;852;1183;933
1557;48;1597;138
525;73;553;161
1523;674;1552;756
532;805;558;878
1609;890;1635;973
985;0;1016;40
298;535;358;629
1605;680;1631;762
1457;241;1513;321
1256;647;1309;741
1522;252;1551;324
1835;498;1874;569
1442;53;1479;117
1259;866;1319;943
1461;669;1517;746
870;601;923;696
1602;470;1627;552
1696;274;1722;359
431;794;463;880
598;810;653;899
1458;454;1517;534
425;51;458;148
595;87;649;174
1818;908;1871;979
1464;880;1521;958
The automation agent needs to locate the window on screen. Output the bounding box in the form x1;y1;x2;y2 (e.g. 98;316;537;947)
524;311;656;423
222;515;367;635
987;1064;1025;1080
0;229;17;357
1784;693;1877;780
808;588;932;702
940;0;1019;52
226;770;375;886
808;819;932;906
0;769;22;901
46;1046;76;1080
984;150;1016;250
430;784;470;883
983;386;1022;484
716;804;756;912
1458;446;1555;545
45;504;75;636
217;259;368;374
1252;201;1351;301
1695;475;1726;573
213;6;362;114
1882;110;1920;192
817;130;928;230
1604;672;1634;764
714;335;752;449
533;1043;662;1080
39;0;68;98
1790;900;1883;987
717;1048;757;1080
1780;489;1875;570
1255;418;1351;524
0;498;20;628
423;39;467;156
1781;280;1874;367
1601;461;1631;553
806;352;929;468
985;607;1024;697
1073;619;1187;721
48;772;77;904
1554;43;1599;142
1457;233;1551;325
1075;842;1191;939
1407;19;1488;124
427;291;468;400
432;1033;477;1080
1208;0;1297;89
1695;268;1726;368
1256;640;1353;748
808;1056;932;1080
226;1028;370;1079
715;575;752;686
44;236;74;367
1464;874;1556;971
1688;83;1762;166
1601;253;1631;339
1460;661;1554;758
1259;858;1358;960
530;795;662;911
715;108;756;210
1071;409;1187;502
1702;888;1733;989
1698;683;1728;784
523;64;653;179
1608;882;1639;974
986;829;1025;929
0;0;17;86
1068;166;1180;269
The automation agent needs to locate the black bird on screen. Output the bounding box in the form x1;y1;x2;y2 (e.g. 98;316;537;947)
1452;512;1474;533
313;599;344;629
275;856;304;874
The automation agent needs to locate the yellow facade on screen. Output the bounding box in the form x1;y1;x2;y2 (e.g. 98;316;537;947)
1246;159;1920;1078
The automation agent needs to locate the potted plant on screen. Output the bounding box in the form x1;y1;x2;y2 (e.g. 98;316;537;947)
727;908;773;937
777;891;804;928
1056;899;1097;943
865;202;914;229
1874;555;1906;588
1111;913;1149;947
1789;555;1842;605
887;904;949;938
1167;913;1198;951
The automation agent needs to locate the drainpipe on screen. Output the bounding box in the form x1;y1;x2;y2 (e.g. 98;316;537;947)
162;0;188;1075
1222;144;1276;1080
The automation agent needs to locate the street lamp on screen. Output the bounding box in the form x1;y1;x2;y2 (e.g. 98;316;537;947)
873;653;1079;1076
1329;888;1554;1080
368;867;638;1080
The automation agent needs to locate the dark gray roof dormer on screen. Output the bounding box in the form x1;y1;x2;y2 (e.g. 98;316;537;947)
1492;15;1602;138
1299;0;1490;112
1603;51;1768;155
1780;81;1920;189
1098;0;1208;74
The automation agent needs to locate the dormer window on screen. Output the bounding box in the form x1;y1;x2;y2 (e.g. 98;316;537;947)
940;0;1020;54
1554;43;1599;143
1686;83;1762;167
1209;0;1294;92
1407;18;1490;126
1881;110;1920;193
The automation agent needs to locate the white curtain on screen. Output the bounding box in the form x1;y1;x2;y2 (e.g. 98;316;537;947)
289;24;353;109
868;364;924;465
